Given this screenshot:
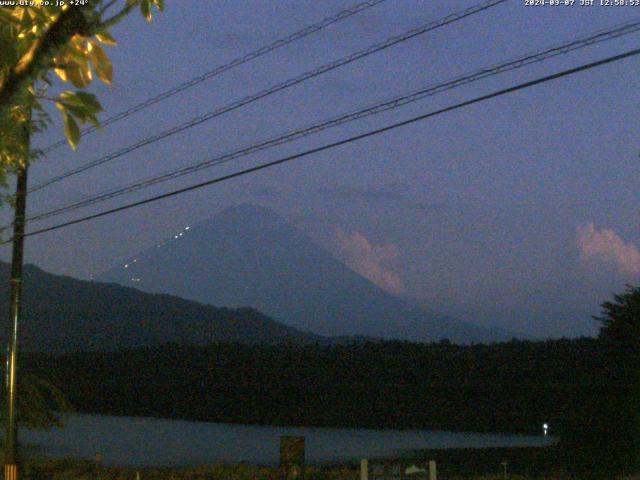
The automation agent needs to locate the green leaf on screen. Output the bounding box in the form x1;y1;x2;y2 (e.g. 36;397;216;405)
89;42;112;85
72;91;101;113
57;91;102;127
0;29;19;68
61;109;80;150
64;62;92;88
95;30;116;45
0;9;21;26
60;43;89;64
140;0;152;22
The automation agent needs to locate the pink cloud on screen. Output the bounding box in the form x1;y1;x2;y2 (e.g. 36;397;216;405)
335;229;405;294
577;223;640;275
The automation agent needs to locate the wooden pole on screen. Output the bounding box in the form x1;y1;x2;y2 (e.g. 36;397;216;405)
4;108;30;480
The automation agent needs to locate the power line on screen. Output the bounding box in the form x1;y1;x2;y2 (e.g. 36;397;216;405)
38;0;389;156
29;0;506;194
8;46;639;244
24;18;640;224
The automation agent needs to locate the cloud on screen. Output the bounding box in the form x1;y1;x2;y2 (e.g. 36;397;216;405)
577;223;640;275
335;229;405;294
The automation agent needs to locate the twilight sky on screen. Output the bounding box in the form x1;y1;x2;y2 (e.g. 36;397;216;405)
2;0;639;338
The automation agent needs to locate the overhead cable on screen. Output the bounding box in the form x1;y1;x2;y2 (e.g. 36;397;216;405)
9;46;639;243
38;0;389;155
25;18;640;224
29;0;506;193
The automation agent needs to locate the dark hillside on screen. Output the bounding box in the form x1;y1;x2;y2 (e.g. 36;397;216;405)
0;262;321;352
24;337;602;433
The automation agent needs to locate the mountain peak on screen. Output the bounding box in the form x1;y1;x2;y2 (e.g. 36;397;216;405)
196;203;291;235
100;205;510;343
216;203;281;218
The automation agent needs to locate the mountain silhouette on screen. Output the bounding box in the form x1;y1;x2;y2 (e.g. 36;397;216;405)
0;262;321;352
99;204;511;343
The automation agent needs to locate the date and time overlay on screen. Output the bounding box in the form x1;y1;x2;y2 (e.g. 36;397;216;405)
526;0;640;6
1;0;640;8
0;1;89;6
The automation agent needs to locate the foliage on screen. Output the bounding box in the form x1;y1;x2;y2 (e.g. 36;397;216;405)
0;0;163;187
559;285;640;478
24;338;599;434
0;0;162;431
595;285;640;474
17;373;71;429
21;460;360;480
15;337;625;476
0;372;71;430
595;284;640;344
16;457;578;480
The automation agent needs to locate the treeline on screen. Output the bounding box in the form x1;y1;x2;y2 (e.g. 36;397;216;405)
23;337;607;435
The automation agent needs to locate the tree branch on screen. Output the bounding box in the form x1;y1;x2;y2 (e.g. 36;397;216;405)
99;0;120;16
101;3;137;30
0;7;91;110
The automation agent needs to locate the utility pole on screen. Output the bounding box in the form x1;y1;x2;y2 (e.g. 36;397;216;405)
4;109;30;480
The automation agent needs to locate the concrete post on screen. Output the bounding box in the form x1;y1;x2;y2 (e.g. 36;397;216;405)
428;460;437;480
360;459;368;480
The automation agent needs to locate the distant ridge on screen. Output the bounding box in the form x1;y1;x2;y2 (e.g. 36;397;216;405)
0;262;322;353
99;204;512;343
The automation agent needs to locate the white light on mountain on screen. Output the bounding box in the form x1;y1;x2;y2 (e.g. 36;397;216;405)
185;226;190;230
543;423;549;436
124;264;129;268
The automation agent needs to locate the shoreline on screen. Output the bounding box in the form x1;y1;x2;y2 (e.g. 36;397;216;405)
17;414;556;470
15;446;566;480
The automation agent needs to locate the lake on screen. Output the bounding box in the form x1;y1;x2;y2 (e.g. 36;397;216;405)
21;414;556;467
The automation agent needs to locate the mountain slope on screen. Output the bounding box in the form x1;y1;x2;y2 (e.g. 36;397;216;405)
99;204;511;343
0;262;321;353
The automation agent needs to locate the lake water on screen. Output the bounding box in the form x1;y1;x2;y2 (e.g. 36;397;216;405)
21;414;556;467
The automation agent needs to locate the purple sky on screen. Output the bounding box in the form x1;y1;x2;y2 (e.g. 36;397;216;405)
2;0;639;338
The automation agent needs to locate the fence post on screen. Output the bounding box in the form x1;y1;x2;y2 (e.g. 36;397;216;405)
428;460;436;480
280;436;305;480
360;459;368;480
